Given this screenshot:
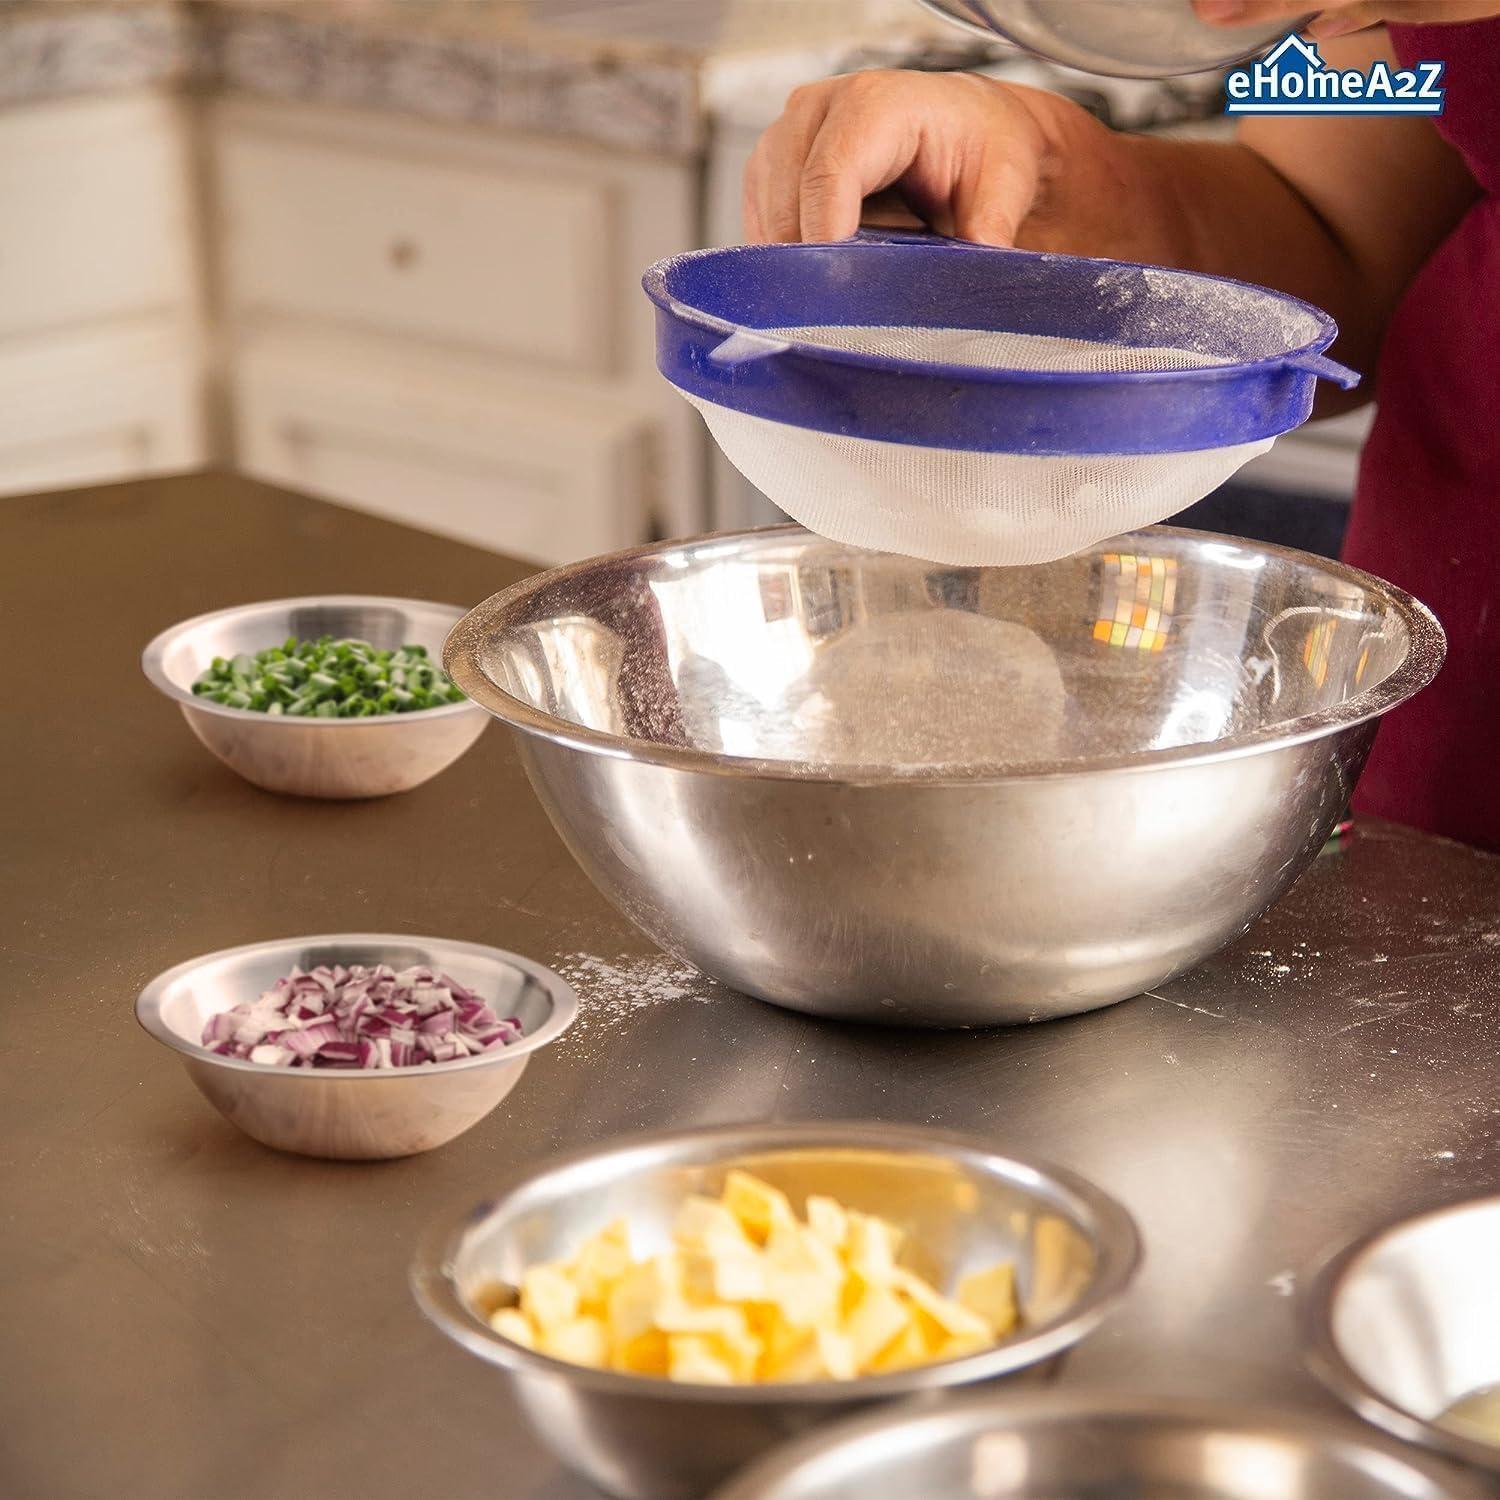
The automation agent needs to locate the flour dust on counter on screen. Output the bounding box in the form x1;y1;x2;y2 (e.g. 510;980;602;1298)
553;951;718;1050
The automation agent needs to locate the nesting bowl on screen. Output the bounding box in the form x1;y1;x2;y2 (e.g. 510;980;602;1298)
710;1390;1486;1500
143;595;488;798
1304;1196;1500;1473
136;934;577;1159
446;525;1443;1027
411;1122;1140;1500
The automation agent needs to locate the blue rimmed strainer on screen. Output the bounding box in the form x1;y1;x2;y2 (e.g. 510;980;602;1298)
643;234;1357;565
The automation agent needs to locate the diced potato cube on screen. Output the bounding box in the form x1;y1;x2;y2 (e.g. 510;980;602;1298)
489;1308;536;1349
894;1268;992;1341
606;1257;672;1345
842;1283;912;1367
613;1329;670;1376
681;1245;767;1303
722;1170;797;1245
541;1315;610;1368
805;1195;849;1250
522;1265;580;1333
668;1334;736;1384
654;1296;750;1340
675;1195;755;1255
763;1326;857;1381
569;1220;633;1309
956;1262;1018;1339
845;1212;902;1284
868;1319;935;1374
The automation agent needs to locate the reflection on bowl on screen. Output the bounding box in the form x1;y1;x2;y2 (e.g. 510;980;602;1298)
446;525;1444;1026
710;1390;1486;1500
411;1123;1139;1500
142;595;487;798
136;934;576;1159
1305;1195;1500;1473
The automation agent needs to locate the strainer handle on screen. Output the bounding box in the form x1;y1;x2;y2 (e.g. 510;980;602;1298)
1284;350;1360;390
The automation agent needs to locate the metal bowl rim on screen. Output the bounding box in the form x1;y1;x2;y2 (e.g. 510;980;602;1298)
410;1119;1142;1405
142;594;486;727
910;0;1313;81
1301;1192;1500;1474
444;523;1446;785
135;932;579;1079
709;1385;1490;1499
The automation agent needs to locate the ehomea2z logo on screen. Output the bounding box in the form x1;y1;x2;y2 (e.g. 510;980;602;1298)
1225;33;1445;115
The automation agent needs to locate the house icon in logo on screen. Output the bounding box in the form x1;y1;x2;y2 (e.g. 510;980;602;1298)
1256;32;1324;77
1224;30;1445;115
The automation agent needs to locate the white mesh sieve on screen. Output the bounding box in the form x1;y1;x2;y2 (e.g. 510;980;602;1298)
687;325;1274;566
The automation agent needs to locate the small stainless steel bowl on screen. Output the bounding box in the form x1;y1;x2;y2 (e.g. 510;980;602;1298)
916;0;1308;80
411;1122;1140;1500
142;595;488;798
709;1390;1485;1500
136;934;577;1160
445;525;1443;1027
1304;1196;1500;1473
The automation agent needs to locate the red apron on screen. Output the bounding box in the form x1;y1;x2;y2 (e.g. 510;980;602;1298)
1341;20;1500;848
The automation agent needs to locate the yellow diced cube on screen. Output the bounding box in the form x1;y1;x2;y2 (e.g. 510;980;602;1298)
868;1319;935;1373
845;1212;902;1284
681;1245;767;1303
956;1262;1018;1339
653;1293;750;1340
762;1326;857;1382
569;1220;633;1309
540;1315;610;1368
894;1268;991;1342
815;1328;858;1381
613;1329;670;1376
675;1195;755;1255
668;1334;736;1384
722;1170;797;1245
842;1283;912;1368
805;1195;849;1250
522;1264;580;1333
606;1257;672;1346
488;1307;536;1349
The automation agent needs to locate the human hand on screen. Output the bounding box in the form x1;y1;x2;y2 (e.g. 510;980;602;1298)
742;70;1084;246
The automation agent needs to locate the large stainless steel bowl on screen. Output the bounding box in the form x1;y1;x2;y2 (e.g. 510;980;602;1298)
710;1390;1485;1500
143;595;488;798
1304;1196;1500;1474
445;526;1443;1028
136;934;577;1159
916;0;1306;79
411;1122;1140;1500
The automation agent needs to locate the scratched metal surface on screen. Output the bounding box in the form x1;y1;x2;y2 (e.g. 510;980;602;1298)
3;474;1499;1500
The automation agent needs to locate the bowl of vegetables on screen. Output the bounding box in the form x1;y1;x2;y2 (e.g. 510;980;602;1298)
142;596;487;797
411;1122;1140;1500
136;934;577;1159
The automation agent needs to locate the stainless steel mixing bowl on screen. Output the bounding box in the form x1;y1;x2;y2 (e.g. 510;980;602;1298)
143;595;487;798
445;525;1443;1027
917;0;1307;79
709;1390;1486;1500
1304;1196;1500;1474
136;934;577;1159
411;1122;1140;1500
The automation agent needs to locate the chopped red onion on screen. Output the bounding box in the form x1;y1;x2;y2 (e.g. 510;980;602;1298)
204;963;525;1069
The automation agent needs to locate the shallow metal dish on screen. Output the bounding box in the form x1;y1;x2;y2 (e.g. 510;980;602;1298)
142;595;487;798
1304;1196;1500;1474
917;0;1306;80
710;1389;1484;1500
136;934;576;1159
445;525;1443;1027
412;1122;1140;1500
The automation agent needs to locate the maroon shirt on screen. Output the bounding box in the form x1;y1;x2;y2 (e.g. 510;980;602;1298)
1341;20;1500;848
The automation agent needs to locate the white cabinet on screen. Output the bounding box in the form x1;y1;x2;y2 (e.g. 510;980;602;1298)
213;100;704;563
0;93;206;497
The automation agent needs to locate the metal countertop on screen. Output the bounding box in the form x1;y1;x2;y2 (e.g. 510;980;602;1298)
4;473;1498;1500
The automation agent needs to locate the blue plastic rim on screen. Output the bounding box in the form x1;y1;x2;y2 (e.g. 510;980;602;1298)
642;237;1359;457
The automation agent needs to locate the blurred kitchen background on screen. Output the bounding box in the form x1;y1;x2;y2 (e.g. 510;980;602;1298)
1;0;1367;564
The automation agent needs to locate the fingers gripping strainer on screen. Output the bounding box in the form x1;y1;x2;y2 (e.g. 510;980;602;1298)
643;235;1357;566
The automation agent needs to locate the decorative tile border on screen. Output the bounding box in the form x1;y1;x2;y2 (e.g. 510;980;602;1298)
0;4;194;107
